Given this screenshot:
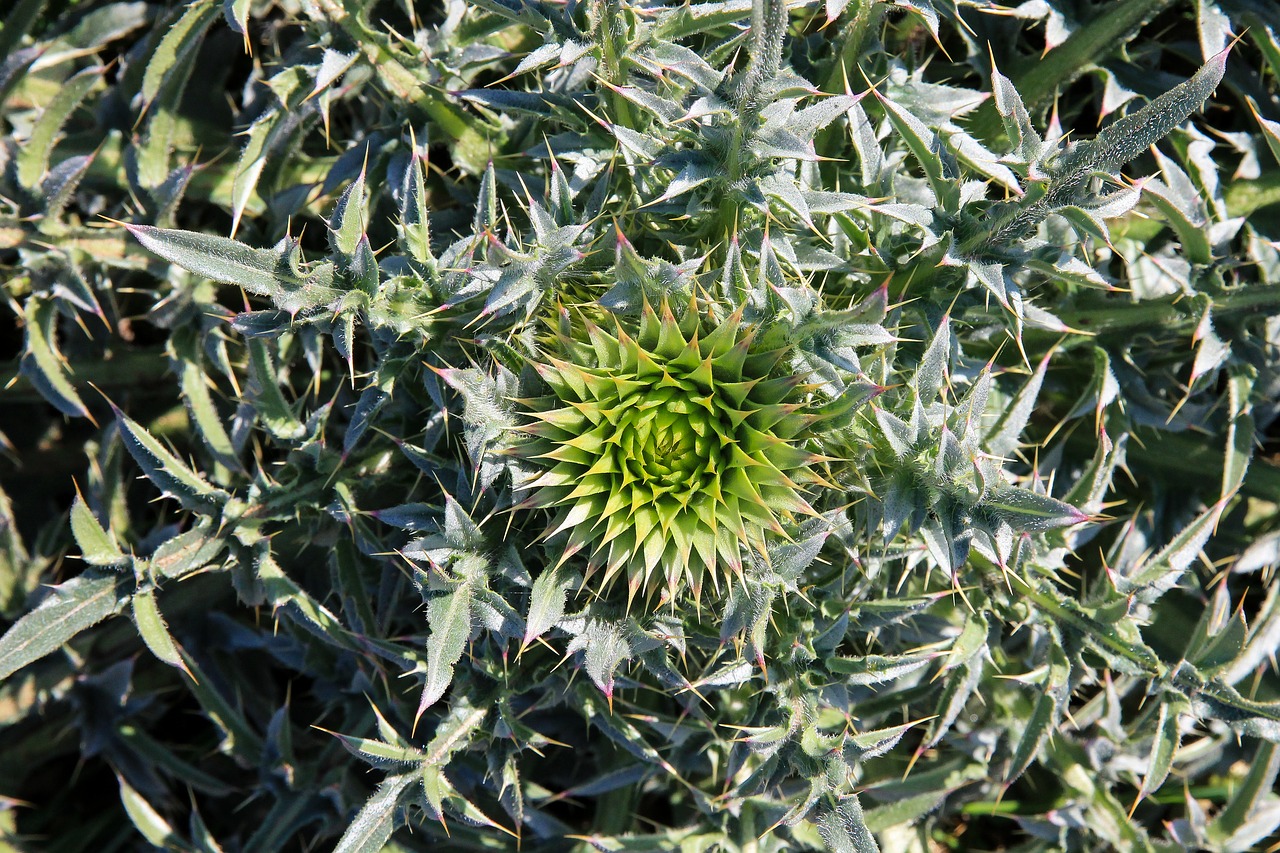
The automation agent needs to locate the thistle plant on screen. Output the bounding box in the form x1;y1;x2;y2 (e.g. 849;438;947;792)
3;0;1280;851
518;298;822;603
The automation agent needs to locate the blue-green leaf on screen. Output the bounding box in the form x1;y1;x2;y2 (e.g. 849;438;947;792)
114;407;231;513
20;295;88;418
0;571;129;680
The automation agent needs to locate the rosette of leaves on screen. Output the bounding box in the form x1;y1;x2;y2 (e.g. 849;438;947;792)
517;297;824;604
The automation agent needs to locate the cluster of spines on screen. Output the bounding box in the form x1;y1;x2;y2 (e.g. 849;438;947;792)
517;298;822;604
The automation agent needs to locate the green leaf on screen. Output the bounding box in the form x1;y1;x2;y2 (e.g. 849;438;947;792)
1188;675;1280;741
991;62;1042;162
126;225;339;312
874;408;916;459
981;487;1088;533
16;66;104;191
173;330;240;471
149;521;227;579
254;545;390;660
0;570;129;680
568;617;634;701
732;0;787;112
1208;741;1279;842
114;406;230;514
331;732;425;767
330;169;368;263
1224;582;1280;685
817;796;880;853
1061;429;1123;514
1249;98;1280;167
1118;502;1222;603
847;718;924;758
353;236;379;297
20;294;89;418
132;588;190;675
41;153;96;224
117;774;175;847
873;92;960;211
915;316;950;406
1051;48;1228;195
1188;589;1249;675
985;353;1051;458
943;612;988;671
925;661;983;749
1140;694;1188;797
139;0;217;107
399;150;434;265
247;340;305;440
828;652;934;685
333;773;414;853
1006;640;1069;782
228;110;283;237
70;493;127;568
224;0;252;34
989;0;1177;129
424;699;488;767
474;161;497;233
420;764;514;836
1222;374;1254;501
1143;178;1213;266
416;582;475;719
522;563;577;649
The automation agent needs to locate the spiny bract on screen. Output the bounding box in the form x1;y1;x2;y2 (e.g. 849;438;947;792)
517;298;821;603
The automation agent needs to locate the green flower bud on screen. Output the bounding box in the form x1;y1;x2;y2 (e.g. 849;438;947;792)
517;298;823;604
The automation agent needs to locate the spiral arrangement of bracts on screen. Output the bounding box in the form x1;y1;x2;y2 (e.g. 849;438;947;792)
517;299;821;604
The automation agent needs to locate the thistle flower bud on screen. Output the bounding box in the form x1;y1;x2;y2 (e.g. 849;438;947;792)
517;298;821;604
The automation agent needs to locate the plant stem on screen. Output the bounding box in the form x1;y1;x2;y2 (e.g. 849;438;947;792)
1053;285;1280;336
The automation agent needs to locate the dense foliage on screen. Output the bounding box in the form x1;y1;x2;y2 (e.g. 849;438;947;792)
3;0;1280;850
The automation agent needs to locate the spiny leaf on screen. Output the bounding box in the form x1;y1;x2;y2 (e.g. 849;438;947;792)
70;493;127;568
139;0;218;108
0;571;129;681
982;487;1088;533
817;796;880;853
114;406;231;513
416;582;475;720
828;652;934;685
16;66;104;191
125;225;336;309
1052;49;1228;197
247;339;305;440
117;775;175;847
1006;640;1069;783
575;618;632;701
985;355;1051;458
1140;694;1188;798
20;295;89;419
523;563;578;649
1118;502;1222;603
149;521;227;580
1207;741;1279;841
330;169;368;263
333;773;414;853
132;588;190;675
331;732;425;767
